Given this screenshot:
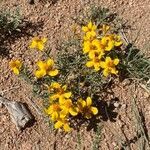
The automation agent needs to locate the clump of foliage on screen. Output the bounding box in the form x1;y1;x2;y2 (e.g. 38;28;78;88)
9;6;150;132
0;8;22;34
0;8;22;56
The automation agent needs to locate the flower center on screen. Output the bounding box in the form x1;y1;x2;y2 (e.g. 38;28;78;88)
65;102;72;108
11;63;18;68
94;57;100;63
53;104;60;111
90;45;97;50
82;106;91;114
108;61;114;68
36;39;42;43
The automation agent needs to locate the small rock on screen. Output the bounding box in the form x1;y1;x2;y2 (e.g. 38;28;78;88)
144;92;149;98
28;0;34;4
45;2;51;8
121;104;126;109
112;142;117;146
114;102;120;108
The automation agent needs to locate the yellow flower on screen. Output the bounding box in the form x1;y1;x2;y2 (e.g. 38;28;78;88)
83;39;102;54
35;58;59;78
101;34;122;51
54;118;72;132
46;103;61;121
86;54;102;71
100;57;119;77
9;60;22;75
88;48;104;60
29;37;47;51
82;21;97;33
100;24;110;35
59;99;78;118
101;36;115;51
49;82;72;102
82;21;97;38
83;33;96;42
77;97;98;119
108;34;123;47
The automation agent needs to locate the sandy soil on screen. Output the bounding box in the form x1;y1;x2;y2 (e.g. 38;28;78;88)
0;0;150;150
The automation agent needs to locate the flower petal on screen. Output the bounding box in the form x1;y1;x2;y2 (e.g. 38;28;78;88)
41;37;47;43
114;58;119;65
47;59;54;67
86;31;96;38
100;62;107;69
13;68;19;75
29;40;37;49
105;41;114;51
102;24;110;34
94;63;101;71
37;42;44;51
88;51;96;59
86;97;92;106
94;66;100;71
77;99;86;108
51;112;59;121
59;96;65;104
35;70;46;78
60;110;68;118
51;82;61;89
87;21;93;29
15;60;22;68
64;92;72;98
86;61;94;68
103;69;109;77
45;106;53;115
37;61;45;69
91;107;98;115
83;41;91;53
105;57;111;63
54;121;63;129
48;69;59;76
115;41;122;47
82;26;88;32
69;107;78;116
50;94;59;101
92;24;97;30
62;85;67;91
111;68;118;75
63;123;71;132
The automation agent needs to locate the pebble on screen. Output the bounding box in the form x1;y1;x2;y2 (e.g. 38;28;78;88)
114;102;120;108
28;0;34;5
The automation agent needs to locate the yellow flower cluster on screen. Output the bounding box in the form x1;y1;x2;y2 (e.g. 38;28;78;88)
45;82;98;132
82;22;122;77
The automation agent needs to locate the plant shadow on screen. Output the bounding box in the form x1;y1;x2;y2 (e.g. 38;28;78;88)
87;96;119;132
73;94;120;132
